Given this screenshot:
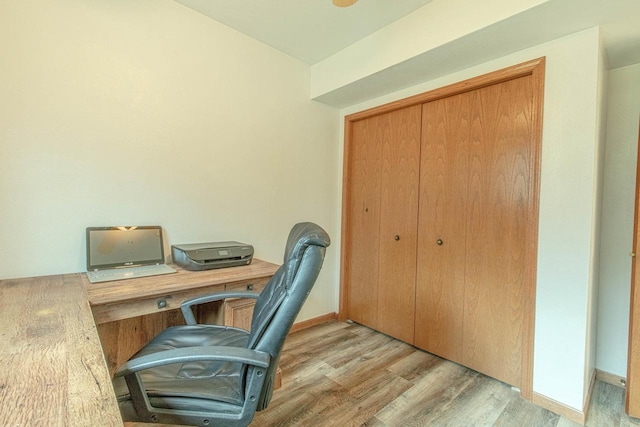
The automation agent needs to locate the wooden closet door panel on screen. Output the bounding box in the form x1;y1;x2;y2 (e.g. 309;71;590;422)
626;120;640;417
377;105;421;343
462;76;533;387
415;95;470;362
346;116;383;329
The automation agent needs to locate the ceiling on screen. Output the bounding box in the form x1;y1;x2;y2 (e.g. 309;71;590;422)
175;0;640;69
174;0;435;64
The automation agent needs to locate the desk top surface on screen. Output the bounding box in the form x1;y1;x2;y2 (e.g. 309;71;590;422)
0;259;279;425
84;258;280;306
0;273;123;426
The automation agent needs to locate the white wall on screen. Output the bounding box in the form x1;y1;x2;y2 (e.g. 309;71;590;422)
0;0;340;321
584;33;608;406
597;63;640;377
339;27;603;411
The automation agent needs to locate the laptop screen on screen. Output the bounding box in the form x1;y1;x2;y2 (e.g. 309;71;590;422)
86;226;165;271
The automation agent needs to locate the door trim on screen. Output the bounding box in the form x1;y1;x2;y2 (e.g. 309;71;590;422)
339;57;546;400
626;118;640;416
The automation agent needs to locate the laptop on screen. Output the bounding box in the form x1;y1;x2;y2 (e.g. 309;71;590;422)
86;226;177;283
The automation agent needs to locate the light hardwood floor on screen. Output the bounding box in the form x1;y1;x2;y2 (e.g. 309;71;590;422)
128;321;640;426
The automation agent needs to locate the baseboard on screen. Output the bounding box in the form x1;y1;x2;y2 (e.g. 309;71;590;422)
531;368;598;426
532;393;586;425
290;312;337;334
596;369;626;388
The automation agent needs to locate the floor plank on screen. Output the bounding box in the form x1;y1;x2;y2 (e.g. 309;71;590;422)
587;381;640;427
495;395;561;427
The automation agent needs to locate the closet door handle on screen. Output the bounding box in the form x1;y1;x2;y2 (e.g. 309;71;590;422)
394;235;400;241
437;239;444;246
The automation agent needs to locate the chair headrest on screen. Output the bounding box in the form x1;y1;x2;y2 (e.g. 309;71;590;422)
283;222;330;289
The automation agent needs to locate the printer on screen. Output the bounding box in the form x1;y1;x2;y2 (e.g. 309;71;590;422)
171;241;254;271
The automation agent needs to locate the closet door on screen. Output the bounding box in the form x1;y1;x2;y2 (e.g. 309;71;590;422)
343;58;543;395
415;94;470;363
463;77;532;388
416;74;534;388
346;116;383;329
377;105;421;343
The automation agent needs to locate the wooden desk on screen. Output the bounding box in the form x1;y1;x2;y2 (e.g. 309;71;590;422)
0;274;122;426
83;259;279;376
0;259;278;425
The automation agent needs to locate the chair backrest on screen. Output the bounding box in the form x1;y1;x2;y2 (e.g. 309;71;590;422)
247;222;330;409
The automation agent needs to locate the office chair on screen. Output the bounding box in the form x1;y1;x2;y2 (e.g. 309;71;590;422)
112;222;330;426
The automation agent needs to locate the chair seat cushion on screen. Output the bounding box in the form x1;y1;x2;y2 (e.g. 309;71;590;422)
114;325;250;407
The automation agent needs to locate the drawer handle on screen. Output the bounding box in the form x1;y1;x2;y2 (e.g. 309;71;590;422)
247;283;254;291
437;239;444;246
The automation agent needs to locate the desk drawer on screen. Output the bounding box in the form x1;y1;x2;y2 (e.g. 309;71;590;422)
92;286;216;324
91;277;269;325
225;277;269;293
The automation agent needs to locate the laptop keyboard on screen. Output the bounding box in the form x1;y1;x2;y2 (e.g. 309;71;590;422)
87;264;176;283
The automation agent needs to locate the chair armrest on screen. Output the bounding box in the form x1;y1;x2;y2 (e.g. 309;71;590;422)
114;345;270;377
181;291;261;325
116;346;271;424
